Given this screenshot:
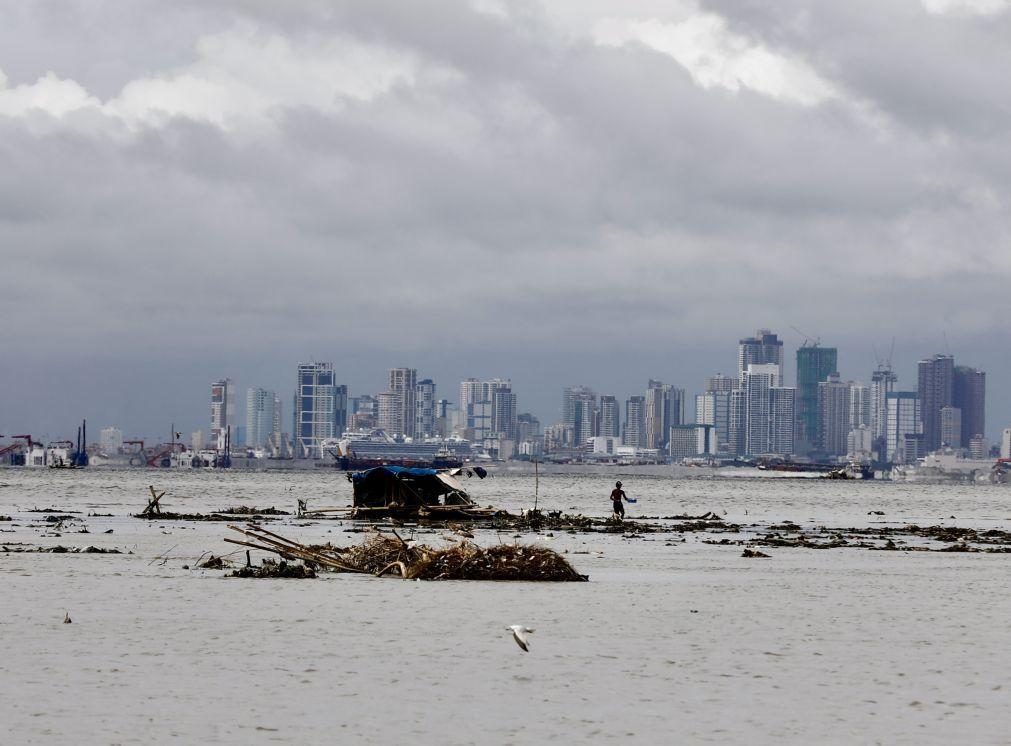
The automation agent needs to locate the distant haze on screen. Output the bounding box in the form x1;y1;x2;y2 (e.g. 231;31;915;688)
1;1;1009;442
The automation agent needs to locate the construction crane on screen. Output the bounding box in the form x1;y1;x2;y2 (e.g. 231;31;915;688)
791;326;821;347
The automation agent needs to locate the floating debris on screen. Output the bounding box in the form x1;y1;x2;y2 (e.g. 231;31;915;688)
224;524;588;582
227;559;317;579
742;548;771;558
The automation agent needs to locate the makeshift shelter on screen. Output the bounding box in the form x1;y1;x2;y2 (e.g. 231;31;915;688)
349;466;497;519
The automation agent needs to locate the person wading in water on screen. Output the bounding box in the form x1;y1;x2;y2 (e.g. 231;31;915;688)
610;481;631;519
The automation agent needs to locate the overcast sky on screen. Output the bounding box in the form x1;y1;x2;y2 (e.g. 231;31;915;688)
2;0;1009;442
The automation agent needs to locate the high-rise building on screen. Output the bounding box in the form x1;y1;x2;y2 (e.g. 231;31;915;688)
696;392;731;454
743;364;793;456
918;354;954;453
599;395;620;439
769;387;796;455
796;344;837;453
388;368;417;438
953;366;985;446
563;386;597;446
1001;429;1011;459
483;380;516;440
210;378;235;448
849;383;871;430
728;389;747;457
377;391;402;435
246;388;278;449
415;379;437;438
623;395;646;448
738;329;784;382
940;406;962;449
817;373;851;457
459;379;483;413
870;365;898;459
705;374;739;393
294;363;337;458
644;380;683;451
886;392;921;464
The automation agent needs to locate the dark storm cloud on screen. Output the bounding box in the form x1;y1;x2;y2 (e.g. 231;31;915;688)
1;0;1009;437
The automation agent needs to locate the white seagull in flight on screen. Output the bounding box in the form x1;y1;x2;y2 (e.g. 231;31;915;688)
507;625;534;652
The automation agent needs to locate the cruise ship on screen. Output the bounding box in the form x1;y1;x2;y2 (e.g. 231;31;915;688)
321;430;473;470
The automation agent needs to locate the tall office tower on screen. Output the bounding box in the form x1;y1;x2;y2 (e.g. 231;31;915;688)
272;394;282;448
466;401;493;443
886;392;922;464
376;391;402;435
727;389;747;456
414;379;437;438
563;386;597;445
696;392;731;454
388;368;417;437
817;374;851;457
953;366;985;446
644;380;683;451
623;395;646;448
491;386;518;440
769;386;796;455
333;385;348;437
599;395;620;439
210;378;235;448
742;364;794;456
459;379;483;413
246;388;278;449
744;365;775;455
849;383;871;430
294;363;337;458
738;329;784;382
918;354;954;453
940;406;962;449
434;399;452;438
795;344;838;453
705;374;739;393
870;366;898;437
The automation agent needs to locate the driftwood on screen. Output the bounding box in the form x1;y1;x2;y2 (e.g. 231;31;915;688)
142;486;166;516
223;525;588;582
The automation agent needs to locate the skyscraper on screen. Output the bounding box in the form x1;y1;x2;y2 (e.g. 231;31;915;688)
210;378;235;449
704;374;739;393
599;396;620;439
953;366;985;446
817;374;851;457
388;368;417;438
491;385;517;441
917;354;954;453
886;392;921;464
940;406;962;449
870;365;898;457
377;391;402;435
415;379;437;438
795;344;837;453
623;395;646;448
294;363;337;458
246;387;278;449
563;386;597;446
738;329;784;382
743;364;794;456
644;380;683;451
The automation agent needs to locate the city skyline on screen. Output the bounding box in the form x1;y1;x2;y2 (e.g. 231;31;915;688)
2;3;1011;445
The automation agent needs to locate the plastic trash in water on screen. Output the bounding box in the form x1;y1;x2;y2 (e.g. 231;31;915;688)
626;498;637;503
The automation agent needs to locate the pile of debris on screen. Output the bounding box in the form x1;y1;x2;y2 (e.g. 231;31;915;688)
134;487;287;521
225;524;588;582
228;558;317;579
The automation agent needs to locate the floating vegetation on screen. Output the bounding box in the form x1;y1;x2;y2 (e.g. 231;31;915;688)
1;544;123;554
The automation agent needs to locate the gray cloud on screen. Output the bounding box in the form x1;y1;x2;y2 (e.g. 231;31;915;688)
1;0;1009;439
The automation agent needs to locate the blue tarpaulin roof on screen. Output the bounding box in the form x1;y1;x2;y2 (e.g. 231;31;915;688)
351;465;439;481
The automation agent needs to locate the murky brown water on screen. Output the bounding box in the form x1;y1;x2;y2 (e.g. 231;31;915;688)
1;468;1009;744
